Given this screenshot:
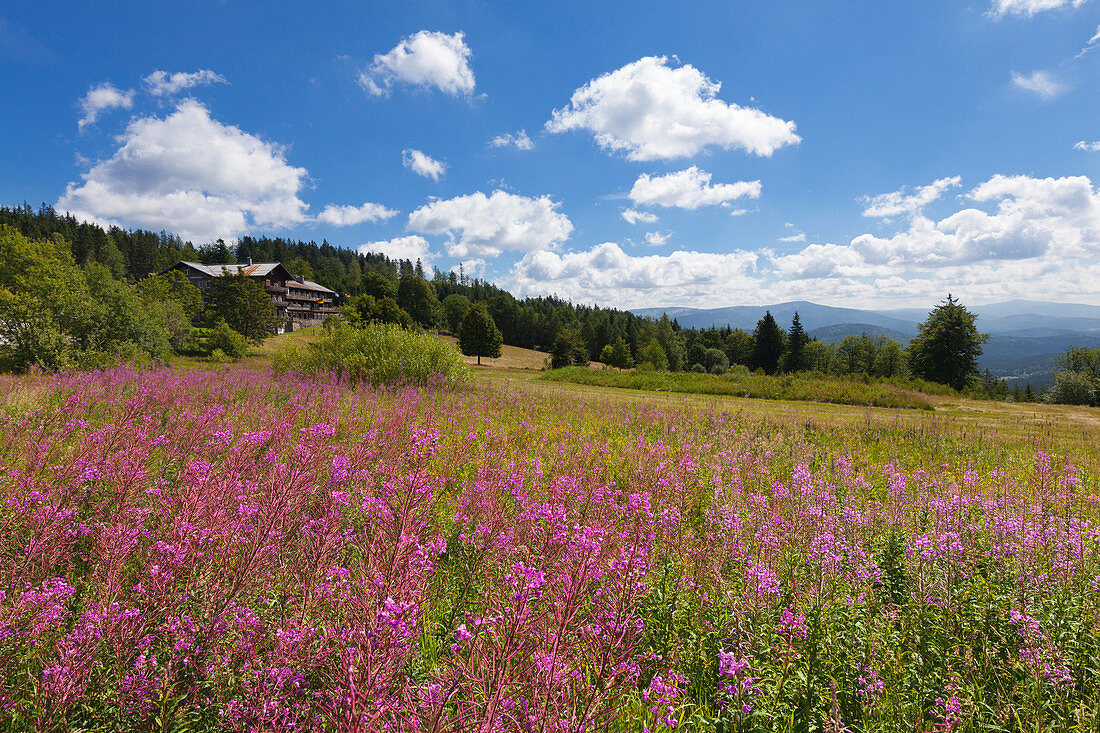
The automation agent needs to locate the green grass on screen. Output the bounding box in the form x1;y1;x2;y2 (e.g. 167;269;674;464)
542;366;939;410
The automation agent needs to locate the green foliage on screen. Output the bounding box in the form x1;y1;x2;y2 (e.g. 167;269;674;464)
458;302;503;365
542;367;937;410
349;294;412;328
361;270;398;300
397;275;442;329
442;294;471;334
653;314;685;371
637;339;670;371
273;323;471;386
207;320;250;360
702;347;729;374
600;336;635;369
784;312;809;372
907;294;989;391
285;257;315;280
751;311;786;375
204;270;281;344
0;226;171;372
1045;370;1096;406
551;327;588;368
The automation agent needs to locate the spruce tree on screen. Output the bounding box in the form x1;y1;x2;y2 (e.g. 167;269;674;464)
750;311;785;375
906;294;988;391
784;311;809;373
458;302;502;365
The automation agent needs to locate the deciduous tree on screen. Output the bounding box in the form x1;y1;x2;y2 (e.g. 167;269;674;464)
458;302;503;365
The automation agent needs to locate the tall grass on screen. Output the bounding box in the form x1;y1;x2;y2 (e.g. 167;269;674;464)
273;322;471;387
543;366;940;409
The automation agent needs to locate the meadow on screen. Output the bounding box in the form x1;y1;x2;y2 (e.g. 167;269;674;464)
541;366;949;411
1;364;1098;732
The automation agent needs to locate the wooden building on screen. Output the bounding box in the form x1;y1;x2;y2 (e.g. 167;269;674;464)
168;260;339;333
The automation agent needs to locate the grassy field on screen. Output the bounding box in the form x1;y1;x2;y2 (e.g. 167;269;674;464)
542;365;940;410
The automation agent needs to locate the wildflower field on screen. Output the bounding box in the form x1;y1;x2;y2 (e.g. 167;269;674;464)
1;367;1099;732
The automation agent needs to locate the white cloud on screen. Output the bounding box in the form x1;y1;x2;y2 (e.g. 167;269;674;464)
318;202;398;226
359;30;475;96
407;190;573;258
778;232;806;243
358;235;433;264
848;175;1100;267
1011;70;1068;100
402;148;446;181
78;83;134;130
861;176;962;218
645;231;671;246
629;167;762;210
729;208;753;217
1075;140;1100;151
490;130;534;150
507;174;1100;309
143;69;227;96
507;242;759;307
621;208;658;225
990;0;1088;16
546;56;800;161
58;99;309;244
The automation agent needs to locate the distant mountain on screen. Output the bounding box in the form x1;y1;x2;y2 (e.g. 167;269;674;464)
807;323;913;344
630;299;1100;384
630;301;916;333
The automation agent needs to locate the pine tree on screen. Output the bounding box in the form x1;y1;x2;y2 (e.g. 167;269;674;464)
784;311;809;373
458;302;503;365
600;336;634;370
750;311;785;375
906;294;989;391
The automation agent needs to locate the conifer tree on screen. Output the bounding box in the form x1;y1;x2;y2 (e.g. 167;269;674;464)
458;302;502;365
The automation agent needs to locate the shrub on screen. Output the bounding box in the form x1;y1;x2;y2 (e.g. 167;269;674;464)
1045;370;1096;406
207;320;251;359
274;322;471;387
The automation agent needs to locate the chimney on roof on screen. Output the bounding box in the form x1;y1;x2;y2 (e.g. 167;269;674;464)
247;257;253;266
294;275;305;284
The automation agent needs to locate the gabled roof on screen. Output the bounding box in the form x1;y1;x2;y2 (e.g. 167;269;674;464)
176;261;287;278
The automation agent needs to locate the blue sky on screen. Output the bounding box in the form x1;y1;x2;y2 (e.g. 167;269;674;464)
2;0;1099;308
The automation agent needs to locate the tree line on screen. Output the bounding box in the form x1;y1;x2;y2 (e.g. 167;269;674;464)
2;204;1077;402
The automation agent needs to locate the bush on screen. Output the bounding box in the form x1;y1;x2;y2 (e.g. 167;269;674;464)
1045;370;1096;406
208;320;251;360
208;348;232;364
273;323;471;387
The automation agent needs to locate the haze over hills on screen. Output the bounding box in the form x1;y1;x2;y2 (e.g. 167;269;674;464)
630;300;1100;386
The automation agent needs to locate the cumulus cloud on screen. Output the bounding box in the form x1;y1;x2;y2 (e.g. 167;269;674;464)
990;0;1088;15
861;176;962;218
407;190;573;258
58;99;308;244
546;56;800;161
143;69;227;96
1075;140;1100;151
358;235;433;264
402;149;446;180
629;167;762;210
490;130;534;150
317;202;398;226
508;174;1100;308
645;231;671;246
508;242;759;307
78;83;134;130
1011;70;1068;100
621;208;658;225
359;30;475;96
778;232;806;243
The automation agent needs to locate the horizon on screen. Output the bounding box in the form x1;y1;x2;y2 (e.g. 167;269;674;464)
2;1;1100;309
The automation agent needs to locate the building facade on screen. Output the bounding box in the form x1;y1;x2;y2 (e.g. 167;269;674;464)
168;260;340;333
